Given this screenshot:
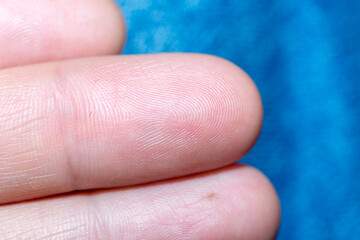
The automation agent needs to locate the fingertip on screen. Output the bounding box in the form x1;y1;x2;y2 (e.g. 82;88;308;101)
99;0;127;54
0;0;127;69
178;53;264;160
226;165;281;239
211;54;264;150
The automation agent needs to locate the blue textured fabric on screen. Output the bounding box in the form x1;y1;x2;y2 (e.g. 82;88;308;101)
115;0;360;239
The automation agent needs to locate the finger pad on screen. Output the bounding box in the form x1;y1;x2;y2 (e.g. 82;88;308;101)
54;54;263;187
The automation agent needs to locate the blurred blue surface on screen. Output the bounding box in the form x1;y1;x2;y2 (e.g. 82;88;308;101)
115;0;360;239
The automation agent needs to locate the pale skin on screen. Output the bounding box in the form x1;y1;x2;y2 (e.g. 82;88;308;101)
0;0;280;239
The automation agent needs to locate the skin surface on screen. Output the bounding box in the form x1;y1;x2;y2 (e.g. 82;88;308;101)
0;165;280;240
0;0;280;239
0;0;125;68
0;54;262;204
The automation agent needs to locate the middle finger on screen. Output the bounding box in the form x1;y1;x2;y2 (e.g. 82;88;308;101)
0;53;262;204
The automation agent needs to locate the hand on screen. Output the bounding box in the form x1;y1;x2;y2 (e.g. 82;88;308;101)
0;0;280;239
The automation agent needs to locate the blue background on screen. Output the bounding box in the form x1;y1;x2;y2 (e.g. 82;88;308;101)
115;0;360;239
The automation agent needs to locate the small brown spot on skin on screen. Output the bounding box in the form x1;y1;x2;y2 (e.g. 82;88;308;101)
206;192;218;200
89;111;93;117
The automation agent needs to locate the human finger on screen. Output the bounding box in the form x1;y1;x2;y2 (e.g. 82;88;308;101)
0;0;126;69
0;165;280;239
0;53;262;204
